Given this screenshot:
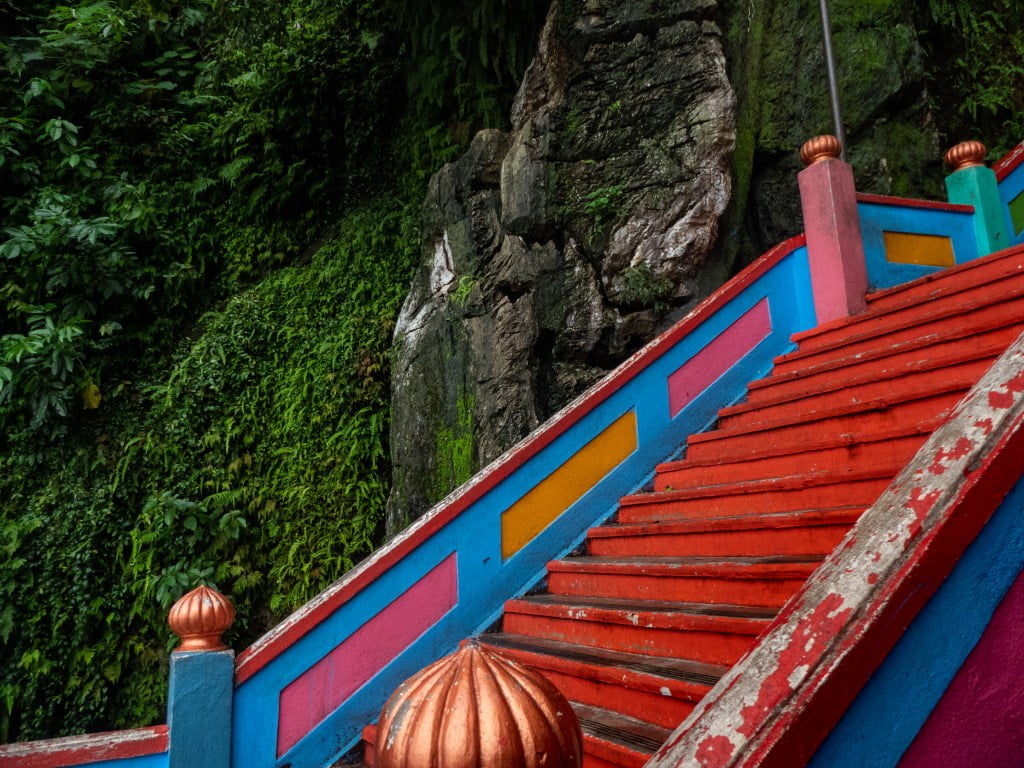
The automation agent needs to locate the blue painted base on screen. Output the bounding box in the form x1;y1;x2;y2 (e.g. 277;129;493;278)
169;651;233;768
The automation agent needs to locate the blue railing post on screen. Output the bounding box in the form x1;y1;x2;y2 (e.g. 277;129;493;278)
945;140;1010;256
167;585;235;768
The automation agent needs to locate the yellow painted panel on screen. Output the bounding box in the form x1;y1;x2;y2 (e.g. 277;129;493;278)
883;230;955;267
501;410;638;559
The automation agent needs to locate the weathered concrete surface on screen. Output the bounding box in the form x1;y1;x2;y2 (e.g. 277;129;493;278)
387;0;736;532
645;330;1024;768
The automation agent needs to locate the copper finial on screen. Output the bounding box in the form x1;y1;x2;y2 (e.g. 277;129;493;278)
800;135;843;166
168;585;235;651
944;140;988;172
376;641;583;768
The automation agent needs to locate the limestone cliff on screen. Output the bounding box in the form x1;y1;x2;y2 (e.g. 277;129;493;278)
387;0;945;533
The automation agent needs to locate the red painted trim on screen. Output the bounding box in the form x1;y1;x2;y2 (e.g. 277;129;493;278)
855;192;974;214
994;141;1024;182
233;234;809;684
0;726;168;768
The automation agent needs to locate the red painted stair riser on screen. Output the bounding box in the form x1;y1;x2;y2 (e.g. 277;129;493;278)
502;613;759;666
617;476;891;523
772;293;1024;374
586;523;852;558
725;357;996;426
793;269;1024;353
657;435;926;487
863;245;1024;307
546;571;810;608
750;322;1024;403
676;392;962;465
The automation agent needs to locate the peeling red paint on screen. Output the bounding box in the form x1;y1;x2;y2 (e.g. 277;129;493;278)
1006;369;1024;393
989;389;1014;409
928;437;974;475
695;735;737;768
974;418;994;435
906;487;942;538
736;593;853;738
867;573;879;585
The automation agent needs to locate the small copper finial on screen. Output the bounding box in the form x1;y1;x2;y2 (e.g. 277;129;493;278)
944;140;988;172
800;135;843;166
168;585;235;652
377;641;582;768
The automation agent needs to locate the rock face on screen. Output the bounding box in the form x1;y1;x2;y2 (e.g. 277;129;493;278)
717;0;944;266
386;0;736;532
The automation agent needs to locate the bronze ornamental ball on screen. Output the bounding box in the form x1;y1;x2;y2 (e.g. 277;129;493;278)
944;140;988;172
376;641;583;768
168;584;235;652
800;135;842;167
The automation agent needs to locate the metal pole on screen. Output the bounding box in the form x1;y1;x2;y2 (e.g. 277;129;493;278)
817;0;847;161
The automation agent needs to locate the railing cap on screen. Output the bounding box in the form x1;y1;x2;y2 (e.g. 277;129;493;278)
169;585;235;652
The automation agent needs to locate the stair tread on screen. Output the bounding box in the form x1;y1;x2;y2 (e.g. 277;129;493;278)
787;260;1024;351
508;593;777;621
572;702;672;756
621;467;894;506
728;344;1003;417
482;633;728;686
595;507;864;536
864;242;1024;307
672;425;929;468
685;385;962;446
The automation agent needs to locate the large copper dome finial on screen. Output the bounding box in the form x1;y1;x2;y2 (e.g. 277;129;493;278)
376;641;583;768
800;135;843;167
168;585;235;652
944;140;988;172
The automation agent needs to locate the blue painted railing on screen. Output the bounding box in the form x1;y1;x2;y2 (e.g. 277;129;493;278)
232;238;818;768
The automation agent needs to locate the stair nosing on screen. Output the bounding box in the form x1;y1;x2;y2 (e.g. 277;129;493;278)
778;285;1024;366
729;344;1004;417
593;507;864;537
481;633;728;689
620;467;894;506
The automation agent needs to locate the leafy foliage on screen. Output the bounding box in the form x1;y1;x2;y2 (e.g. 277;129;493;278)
915;0;1024;153
0;0;544;744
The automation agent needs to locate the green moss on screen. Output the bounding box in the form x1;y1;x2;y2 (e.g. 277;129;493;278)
431;391;475;502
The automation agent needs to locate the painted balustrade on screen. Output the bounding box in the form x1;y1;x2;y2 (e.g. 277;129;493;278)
3;136;1022;768
994;140;1024;247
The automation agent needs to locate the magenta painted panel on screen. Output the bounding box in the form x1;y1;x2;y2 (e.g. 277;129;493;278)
667;298;772;416
898;565;1024;768
276;553;458;756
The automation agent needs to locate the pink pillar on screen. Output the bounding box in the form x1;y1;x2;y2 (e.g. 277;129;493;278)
798;135;868;323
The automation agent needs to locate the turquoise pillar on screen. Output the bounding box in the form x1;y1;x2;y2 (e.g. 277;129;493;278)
945;141;1011;256
167;585;236;768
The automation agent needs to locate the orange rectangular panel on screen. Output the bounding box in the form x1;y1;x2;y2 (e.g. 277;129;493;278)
882;231;955;267
501;410;637;559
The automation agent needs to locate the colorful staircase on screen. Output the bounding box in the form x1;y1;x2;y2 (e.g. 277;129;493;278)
430;245;1024;768
7;139;1024;768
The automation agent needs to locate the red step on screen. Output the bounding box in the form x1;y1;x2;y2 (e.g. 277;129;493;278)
571;703;673;768
546;556;821;608
747;319;1023;407
725;353;996;429
679;388;962;466
502;594;772;666
588;508;862;558
479;634;722;729
618;469;891;523
657;432;926;487
787;256;1024;357
772;290;1024;375
862;242;1024;310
